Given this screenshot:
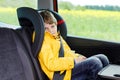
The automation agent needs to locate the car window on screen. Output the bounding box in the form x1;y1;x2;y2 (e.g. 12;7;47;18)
0;0;37;27
58;0;120;42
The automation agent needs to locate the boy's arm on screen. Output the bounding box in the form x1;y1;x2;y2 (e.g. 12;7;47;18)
38;40;74;72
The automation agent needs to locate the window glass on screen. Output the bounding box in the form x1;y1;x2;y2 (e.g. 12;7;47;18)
58;0;120;42
0;0;37;27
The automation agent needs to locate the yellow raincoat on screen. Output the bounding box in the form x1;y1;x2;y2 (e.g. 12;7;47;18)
37;31;80;80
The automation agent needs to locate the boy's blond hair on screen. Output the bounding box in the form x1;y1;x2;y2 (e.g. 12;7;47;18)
40;10;57;25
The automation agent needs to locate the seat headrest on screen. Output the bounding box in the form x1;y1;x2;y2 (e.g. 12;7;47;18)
38;9;67;40
17;7;45;57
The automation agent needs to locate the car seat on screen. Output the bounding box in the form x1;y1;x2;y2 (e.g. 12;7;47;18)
17;7;45;80
17;7;68;80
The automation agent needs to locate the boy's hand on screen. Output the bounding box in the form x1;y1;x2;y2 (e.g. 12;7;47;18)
75;56;86;64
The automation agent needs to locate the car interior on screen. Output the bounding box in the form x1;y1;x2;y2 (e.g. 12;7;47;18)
0;0;120;80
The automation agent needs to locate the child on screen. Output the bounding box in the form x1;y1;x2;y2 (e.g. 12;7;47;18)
38;10;109;80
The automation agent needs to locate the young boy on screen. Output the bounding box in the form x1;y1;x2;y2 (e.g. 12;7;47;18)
38;10;109;80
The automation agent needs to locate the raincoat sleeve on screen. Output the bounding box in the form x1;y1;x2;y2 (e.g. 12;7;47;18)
38;39;75;72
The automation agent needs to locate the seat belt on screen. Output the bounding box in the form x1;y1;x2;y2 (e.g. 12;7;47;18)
53;37;66;80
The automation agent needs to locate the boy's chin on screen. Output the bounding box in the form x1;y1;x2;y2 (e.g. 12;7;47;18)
52;33;57;36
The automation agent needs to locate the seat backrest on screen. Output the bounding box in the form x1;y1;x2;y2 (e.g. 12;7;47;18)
17;7;45;57
0;7;44;80
0;24;35;80
17;7;46;80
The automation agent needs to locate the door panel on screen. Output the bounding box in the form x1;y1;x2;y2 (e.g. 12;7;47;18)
66;35;120;65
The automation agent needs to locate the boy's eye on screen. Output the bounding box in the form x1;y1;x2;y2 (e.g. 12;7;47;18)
51;25;55;28
45;27;48;30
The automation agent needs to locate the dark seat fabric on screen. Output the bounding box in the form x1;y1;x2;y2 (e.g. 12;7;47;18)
0;27;35;80
17;7;45;80
17;7;45;57
0;7;44;80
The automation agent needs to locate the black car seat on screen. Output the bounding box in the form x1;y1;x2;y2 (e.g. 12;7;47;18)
17;7;45;80
0;7;44;80
17;7;68;80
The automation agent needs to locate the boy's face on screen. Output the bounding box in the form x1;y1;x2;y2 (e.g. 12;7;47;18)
44;23;57;36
